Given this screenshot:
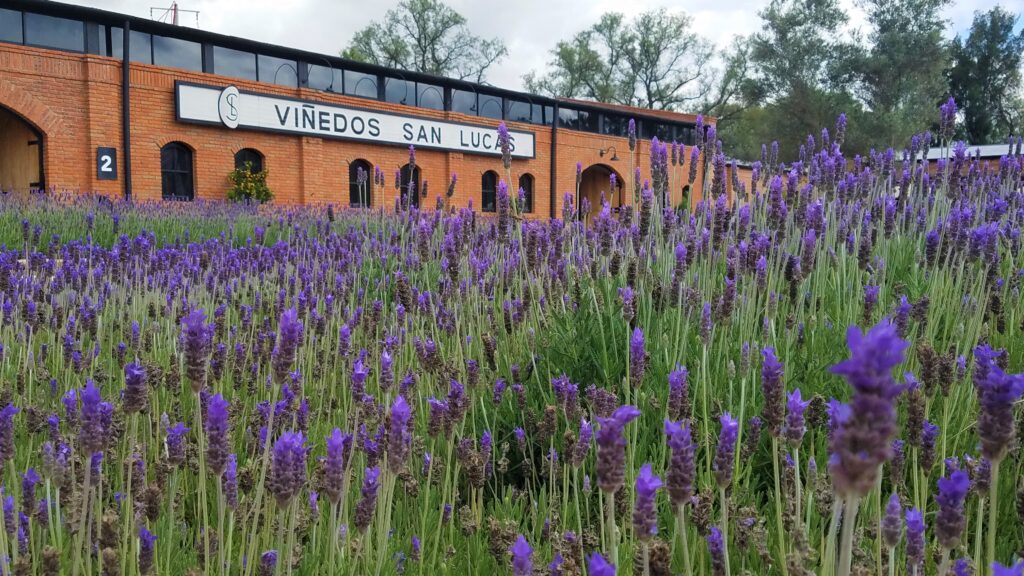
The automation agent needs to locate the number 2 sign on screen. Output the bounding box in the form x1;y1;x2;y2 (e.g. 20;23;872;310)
97;147;117;180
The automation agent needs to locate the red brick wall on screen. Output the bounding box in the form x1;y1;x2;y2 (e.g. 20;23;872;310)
0;43;710;218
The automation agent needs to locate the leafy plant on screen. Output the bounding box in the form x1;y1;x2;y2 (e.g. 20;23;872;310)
227;162;273;203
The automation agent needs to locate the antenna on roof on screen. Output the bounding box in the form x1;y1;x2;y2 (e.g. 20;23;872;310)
150;2;200;28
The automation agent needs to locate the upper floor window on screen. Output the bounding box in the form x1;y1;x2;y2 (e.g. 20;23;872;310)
24;12;84;52
451;90;476;115
385;78;415;106
258;55;297;86
152;35;202;72
305;64;342;92
478;94;503;119
345;70;378;99
213;46;256;80
0;9;23;44
109;28;153;63
417;84;444;111
558;108;580;130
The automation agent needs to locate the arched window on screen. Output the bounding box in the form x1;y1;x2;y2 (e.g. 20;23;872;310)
518;173;534;214
399;163;421;209
161;142;194;201
481;170;498;213
349;159;372;207
234;148;264;173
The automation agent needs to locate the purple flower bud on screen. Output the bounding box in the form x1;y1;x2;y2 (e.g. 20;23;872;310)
761;347;785;437
707;526;726;576
269;431;307;508
664;420;696;507
354;466;381;532
181;309;212;391
629;327;646;388
632;463;661;538
139;527;157;574
79;380;113;455
881;493;902;548
714;413;739;489
935;469;969;549
783;388;810;446
259;550;277;576
595;405;641;493
224;454;238;509
510;534;533;576
272;308;304;384
165;420;189;467
123;362;148;414
388;395;412;473
205;394;230;476
905;508;925;574
588;552;616;576
667;366;689;421
973;344;1024;462
0;404;19;463
324;428;352;504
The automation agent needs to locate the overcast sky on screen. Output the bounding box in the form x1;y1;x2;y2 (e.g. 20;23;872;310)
75;0;1024;92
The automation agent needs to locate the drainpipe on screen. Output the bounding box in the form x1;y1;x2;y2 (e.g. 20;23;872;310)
549;102;558;219
122;19;133;201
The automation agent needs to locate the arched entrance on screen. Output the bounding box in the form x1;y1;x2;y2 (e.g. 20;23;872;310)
578;163;623;222
0;105;44;194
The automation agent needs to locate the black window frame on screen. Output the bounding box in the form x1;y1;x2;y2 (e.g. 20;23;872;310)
344;70;379;99
481;170;499;213
234;148;264;173
349;159;373;208
161;142;195;201
518;173;534;214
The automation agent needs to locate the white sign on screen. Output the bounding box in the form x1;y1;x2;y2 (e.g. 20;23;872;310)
175;82;536;159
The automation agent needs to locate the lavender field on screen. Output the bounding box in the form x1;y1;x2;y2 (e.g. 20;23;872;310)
0;105;1022;576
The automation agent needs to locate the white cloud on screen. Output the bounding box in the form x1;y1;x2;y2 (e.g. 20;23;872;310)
75;0;1024;92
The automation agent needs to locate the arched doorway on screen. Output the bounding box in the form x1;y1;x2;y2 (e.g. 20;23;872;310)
0;105;44;194
578;164;623;222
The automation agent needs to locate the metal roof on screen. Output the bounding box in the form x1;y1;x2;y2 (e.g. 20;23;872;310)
926;143;1014;160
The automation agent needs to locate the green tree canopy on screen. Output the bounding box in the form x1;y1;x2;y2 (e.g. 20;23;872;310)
342;0;507;83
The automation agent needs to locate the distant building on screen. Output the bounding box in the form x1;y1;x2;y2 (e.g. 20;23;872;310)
0;0;711;217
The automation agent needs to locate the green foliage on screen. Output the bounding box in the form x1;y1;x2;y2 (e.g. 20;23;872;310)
341;0;507;83
227;162;273;204
948;6;1024;144
523;9;715;110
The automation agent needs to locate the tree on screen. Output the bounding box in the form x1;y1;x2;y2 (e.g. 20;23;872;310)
846;0;951;148
342;0;507;83
524;9;716;110
948;6;1024;143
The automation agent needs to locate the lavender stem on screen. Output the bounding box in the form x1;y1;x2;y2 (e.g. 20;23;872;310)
837;496;860;576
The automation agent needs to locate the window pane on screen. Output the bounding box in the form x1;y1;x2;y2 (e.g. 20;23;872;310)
543;106;554;125
111;29;153;63
259;55;296;86
417;83;444;110
384;78;414;105
519;174;534;213
578;110;599;133
0;9;22;44
558;108;579;130
532;104;544;125
349;160;372;207
306;64;341;92
506;100;531;123
602;114;629;137
451;90;476;115
478;94;503;119
344;70;378;99
153;35;202;71
24;13;84;52
676;125;695;146
234;149;263;173
213;46;256;80
96;24;107;56
652;123;672;141
481;172;497;213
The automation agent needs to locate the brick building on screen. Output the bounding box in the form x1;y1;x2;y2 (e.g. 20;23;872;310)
0;0;711;218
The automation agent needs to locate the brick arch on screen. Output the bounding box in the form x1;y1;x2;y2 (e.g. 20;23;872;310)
0;80;66;136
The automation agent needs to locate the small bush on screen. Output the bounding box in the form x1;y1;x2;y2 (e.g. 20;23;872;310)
227;162;273;203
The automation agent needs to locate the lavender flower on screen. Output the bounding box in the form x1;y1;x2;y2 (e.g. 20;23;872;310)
707;526;726;576
224;454;238;509
166;421;189;466
953;558;972;576
595;405;641;493
588;552;616;576
761;347;785;437
992;561;1024;575
881;493;902;548
632;463;661;538
123;362;148;414
0;404;18;464
324;428;351;504
272;308;303;384
139;527;157;574
388;395;412;473
181;309;212;391
354;466;381;531
205;393;230;476
973;344;1024;461
905;508;925;574
79;380;113;455
259;550;278;576
664;420;696;507
667;366;689;421
269;431;307;508
783;388;810;446
510;534;532;576
629;327;646;388
714;413;739;489
570;418;592;467
934;469;969;549
828;320;908;497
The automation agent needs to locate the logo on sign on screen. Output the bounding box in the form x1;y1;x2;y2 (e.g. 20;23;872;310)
218;86;240;129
